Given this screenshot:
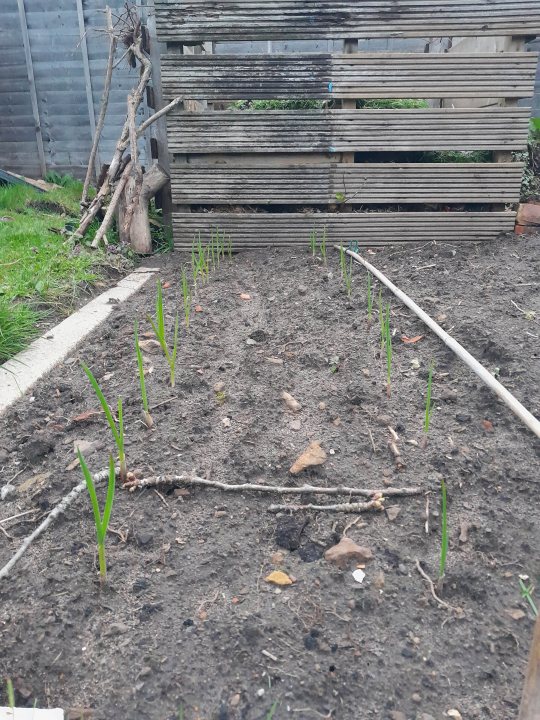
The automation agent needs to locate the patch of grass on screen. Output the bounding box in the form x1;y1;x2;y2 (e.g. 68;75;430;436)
357;98;429;109
230;99;325;111
0;298;40;362
519;577;539;617
421;150;491;164
0;182;101;306
147;280;179;388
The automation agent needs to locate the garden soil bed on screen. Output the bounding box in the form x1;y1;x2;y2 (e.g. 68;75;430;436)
1;233;539;720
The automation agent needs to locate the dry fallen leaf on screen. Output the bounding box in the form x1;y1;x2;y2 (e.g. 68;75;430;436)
282;391;301;412
290;441;327;475
72;409;101;423
265;571;294;586
239;293;251;301
482;419;494;432
401;335;424;344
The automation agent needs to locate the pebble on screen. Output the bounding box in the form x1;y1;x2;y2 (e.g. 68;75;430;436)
324;537;374;569
389;712;406;720
290;419;302;431
230;694;240;707
0;484;16;501
456;413;471;423
398;563;409;575
318;402;326;410
136;531;153;547
298;285;308;295
256;688;265;699
412;693;422;704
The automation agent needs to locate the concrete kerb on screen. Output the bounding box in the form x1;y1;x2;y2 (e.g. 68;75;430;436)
0;267;160;416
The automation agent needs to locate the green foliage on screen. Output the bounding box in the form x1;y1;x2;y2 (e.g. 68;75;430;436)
81;362;126;480
378;289;385;350
43;172;82;189
266;701;279;719
147;280;179;388
230;99;325;111
0;298;40;363
439;478;448;580
357;98;429;109
134;321;153;428
422;150;491;164
519;577;539;617
6;678;15;709
530;117;540;140
366;272;373;323
424;361;435;433
79;451;116;584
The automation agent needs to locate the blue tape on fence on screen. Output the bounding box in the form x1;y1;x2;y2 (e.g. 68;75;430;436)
328;82;333;92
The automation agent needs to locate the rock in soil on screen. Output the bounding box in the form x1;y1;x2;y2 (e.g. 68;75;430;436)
324;537;374;569
289;440;326;474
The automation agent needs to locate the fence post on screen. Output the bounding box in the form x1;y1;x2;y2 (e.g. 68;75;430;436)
16;0;46;177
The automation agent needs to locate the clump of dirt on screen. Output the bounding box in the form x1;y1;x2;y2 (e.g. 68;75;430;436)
0;233;539;720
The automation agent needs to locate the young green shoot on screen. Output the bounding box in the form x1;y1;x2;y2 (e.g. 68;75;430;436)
319;226;327;263
266;701;279;720
79;451;115;585
309;228;317;257
134;321;153;429
367;272;373;324
439;478;448;581
147;280;180;388
385;303;392;397
81;362;126;481
519;577;539;617
6;678;15;709
181;267;191;330
424;361;435;433
378;288;385;351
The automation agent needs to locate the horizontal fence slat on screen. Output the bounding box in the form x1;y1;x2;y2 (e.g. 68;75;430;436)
167;108;531;153
162;52;539;100
170;162;525;204
155;0;540;41
172;212;516;248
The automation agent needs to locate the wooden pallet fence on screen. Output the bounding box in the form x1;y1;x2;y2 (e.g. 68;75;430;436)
155;0;540;42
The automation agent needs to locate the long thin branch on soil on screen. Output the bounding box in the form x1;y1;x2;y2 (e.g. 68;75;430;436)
267;500;384;513
81;6;117;209
122;473;422;499
91;160;133;248
0;467;114;581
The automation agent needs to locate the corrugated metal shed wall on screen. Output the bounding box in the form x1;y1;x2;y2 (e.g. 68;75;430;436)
0;0;149;179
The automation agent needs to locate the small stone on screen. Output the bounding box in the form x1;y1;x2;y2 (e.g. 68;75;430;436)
318;402;326;410
139;667;152;678
389;712;406;720
447;711;463;720
298;285;308;295
290;419;302;431
324;537;374;569
214;510;227;518
398;563;408;576
270;551;285;565
419;714;436;720
456;413;471;424
290;441;326;474
230;694;241;707
222;417;231;428
246;338;257;345
265;571;294;586
282;391;301;412
136;531;153;547
213;381;225;393
385;506;401;522
73;438;101;455
105;622;129;636
411;693;422;704
410;358;421;370
256;688;265;699
1;484;16;501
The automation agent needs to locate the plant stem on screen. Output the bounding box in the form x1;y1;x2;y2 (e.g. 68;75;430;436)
98;542;107;583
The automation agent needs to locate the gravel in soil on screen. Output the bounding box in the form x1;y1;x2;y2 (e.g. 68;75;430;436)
0;234;539;720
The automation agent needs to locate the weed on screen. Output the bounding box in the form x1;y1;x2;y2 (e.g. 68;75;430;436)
385;303;392;397
177;706;184;720
439;478;448;580
147;280;180;388
265;701;279;719
366;272;373;324
79;451;115;585
181;267;191;329
519;577;539;617
357;98;429;110
6;678;15;709
81;363;126;481
424;361;435;433
319;226;327;263
0;298;40;363
134;321;153;429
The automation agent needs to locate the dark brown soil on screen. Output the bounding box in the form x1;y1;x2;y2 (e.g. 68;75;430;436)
1;233;539;720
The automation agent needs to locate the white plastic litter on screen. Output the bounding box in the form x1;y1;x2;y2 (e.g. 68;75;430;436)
352;569;366;584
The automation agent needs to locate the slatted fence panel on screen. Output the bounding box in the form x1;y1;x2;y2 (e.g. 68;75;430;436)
172;212;516;248
155;0;540;42
171;163;525;205
167;108;531;153
162;53;539;100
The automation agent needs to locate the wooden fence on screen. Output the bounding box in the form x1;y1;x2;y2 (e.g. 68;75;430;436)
154;0;540;249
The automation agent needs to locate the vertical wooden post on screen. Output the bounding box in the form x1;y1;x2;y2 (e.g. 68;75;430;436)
76;0;100;178
341;39;358;165
16;0;46;177
518;615;540;720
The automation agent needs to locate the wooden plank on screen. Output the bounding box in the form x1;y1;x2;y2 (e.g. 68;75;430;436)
154;1;540;42
161;52;539;100
170;163;525;205
171;212;516;248
16;0;46;176
167;108;531;153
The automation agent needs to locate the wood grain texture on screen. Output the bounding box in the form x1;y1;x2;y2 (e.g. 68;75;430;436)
167;108;531;153
154;0;540;42
161;52;539;100
171;163;525;204
172;212;516;249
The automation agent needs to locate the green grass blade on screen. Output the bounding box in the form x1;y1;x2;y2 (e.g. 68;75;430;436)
81;363;120;447
170;314;179;386
135;322;149;413
155;280;165;341
100;455;116;536
6;678;15;709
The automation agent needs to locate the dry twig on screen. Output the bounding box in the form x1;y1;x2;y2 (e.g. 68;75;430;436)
415;559;460;612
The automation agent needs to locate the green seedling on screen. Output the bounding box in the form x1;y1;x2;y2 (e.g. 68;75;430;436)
385;303;392;397
181;267;191;329
134;321;153;429
147;280;180;388
424;361;435;433
439;478;448;580
266;701;279;720
378;288;385;350
6;678;15;709
309;228;317;257
319;226;327;263
81;362;126;481
215;390;227;405
79;451;115;585
367;272;373;323
519;577;539;617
